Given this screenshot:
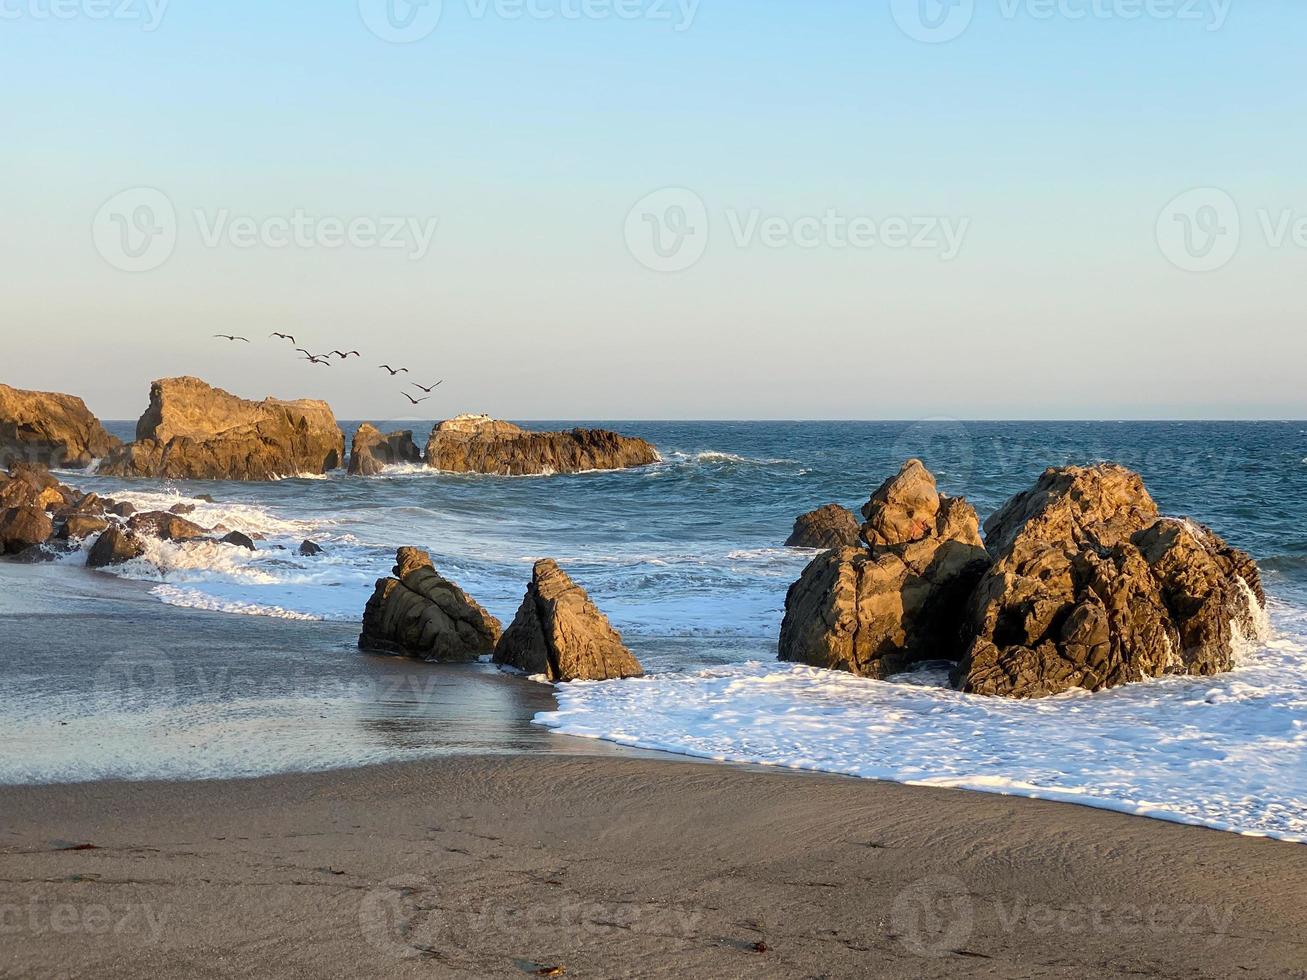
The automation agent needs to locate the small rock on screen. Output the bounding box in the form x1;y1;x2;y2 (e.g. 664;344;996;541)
59;515;111;540
299;540;323;556
221;531;256;551
169;503;197;515
785;504;861;550
127;511;209;542
11;543;58;564
107;501;136;518
87;525;147;568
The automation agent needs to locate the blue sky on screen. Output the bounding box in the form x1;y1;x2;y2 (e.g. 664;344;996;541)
2;1;1304;419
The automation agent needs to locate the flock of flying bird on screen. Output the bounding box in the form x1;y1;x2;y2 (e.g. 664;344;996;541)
213;333;443;407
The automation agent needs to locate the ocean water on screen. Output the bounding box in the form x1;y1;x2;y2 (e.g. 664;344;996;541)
6;421;1307;841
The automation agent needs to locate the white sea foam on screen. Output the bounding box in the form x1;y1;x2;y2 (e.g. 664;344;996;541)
536;606;1307;843
151;585;327;621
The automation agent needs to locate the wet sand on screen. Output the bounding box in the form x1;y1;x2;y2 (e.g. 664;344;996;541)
2;564;1306;977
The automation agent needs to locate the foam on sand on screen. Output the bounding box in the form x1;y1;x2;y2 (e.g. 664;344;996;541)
536;603;1307;843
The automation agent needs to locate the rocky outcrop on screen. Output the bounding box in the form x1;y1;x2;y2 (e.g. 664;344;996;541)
0;383;120;469
494;559;644;682
86;525;147;568
59;515;110;540
786;504;861;550
954;465;1266;698
779;461;991;678
100;377;345;481
348;424;422;476
0;506;54;555
425;415;659;476
359;547;502;662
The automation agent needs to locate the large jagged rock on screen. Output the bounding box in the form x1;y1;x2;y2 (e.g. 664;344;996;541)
494;559;644;681
348;424;422;476
0;505;54;556
779;461;991;679
359;547;502;662
86;525;147;568
100;377;345;481
425;415;659;476
785;504;861;550
954;464;1267;698
0;384;120;469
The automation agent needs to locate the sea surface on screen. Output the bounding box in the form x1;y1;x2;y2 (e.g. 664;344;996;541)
4;421;1306;841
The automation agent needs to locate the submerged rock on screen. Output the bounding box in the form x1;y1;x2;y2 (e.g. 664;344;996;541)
494;559;644;682
359;547;502;662
221;531;256;551
86;525;147;568
425;415;659;476
0;383;120;469
348;424;422;476
785;504;861;550
0;505;54;556
99;377;345;481
954;464;1266;698
779;461;990;679
127;511;209;542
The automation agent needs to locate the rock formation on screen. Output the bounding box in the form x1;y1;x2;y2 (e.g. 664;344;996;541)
954;464;1266;698
0;383;120;469
0;506;54;555
358;547;502;662
348;424;422;476
785;504;861;550
86;525;147;568
779;461;991;678
494;559;644;682
100;377;345;481
425;415;659;476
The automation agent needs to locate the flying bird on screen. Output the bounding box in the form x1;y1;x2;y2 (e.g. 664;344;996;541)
270;332;297;344
299;353;332;366
379;365;409;376
410;381;444;394
214;334;250;342
331;350;361;359
402;392;431;406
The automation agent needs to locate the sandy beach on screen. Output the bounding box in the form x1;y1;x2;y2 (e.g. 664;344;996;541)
2;564;1306;978
3;756;1306;979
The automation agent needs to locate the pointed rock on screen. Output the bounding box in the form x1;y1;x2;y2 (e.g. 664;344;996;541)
348;424;422;476
495;559;644;681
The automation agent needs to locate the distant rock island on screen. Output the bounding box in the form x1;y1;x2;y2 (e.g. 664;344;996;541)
99;377;346;480
424;414;660;476
781;460;1267;698
0;377;660;480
